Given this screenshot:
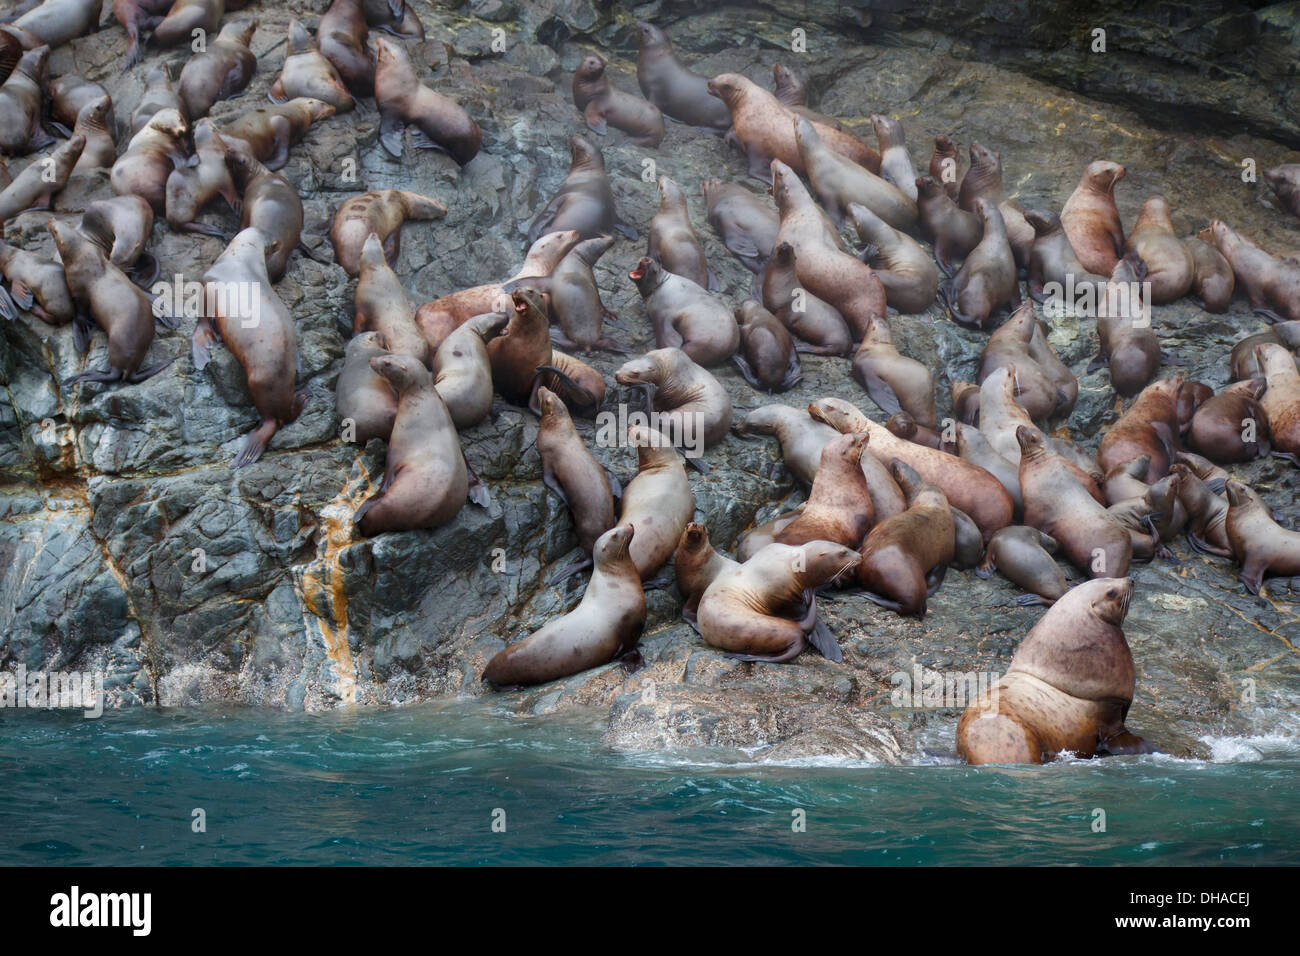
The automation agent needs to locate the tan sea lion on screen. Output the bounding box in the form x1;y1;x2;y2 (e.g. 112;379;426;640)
178;18;257;121
1171;463;1231;557
78;195;156;283
431;311;507;429
0;132;82;220
615;346;732;449
129;63;183;135
0;45;50;155
336;330;397;444
318;0;373;98
1060;160;1126;276
112;107;187;215
629;256;738;367
954;142;1033;269
519;234;619;353
732;404;840;488
734;298;801;393
928;134;961;200
164;117;237;235
329;188;446;278
1189;378;1270;464
1255;342;1300;462
483;523;644;687
1124;195;1193;304
954;423;1022;516
12;0;97;50
978;301;1074;424
760;241;852;356
0;236;72;323
940;198;1020;329
1263;164;1300;219
535;384;616;558
957;577;1151;764
1097;376;1184;480
1230;322;1300;380
952;380;981;425
527;134;626;244
270;19;355;113
675;522;740;623
48;74;113;137
849;202;937;313
916;174;980;276
1090;251;1160;397
571;53;663;147
1225;480;1300;594
634;21;732;132
1199;219;1300;323
648;174;712;289
619;423;693;581
773;432;875;550
1182;236;1234;313
69;94;115;173
976;525;1067;606
872;114;918;201
794;115;914;231
852;314;936;428
225;138;303;282
151;0;224;48
373;35;480;164
701;176;778;275
216;97;336;171
770;63;843;130
354;232;427;364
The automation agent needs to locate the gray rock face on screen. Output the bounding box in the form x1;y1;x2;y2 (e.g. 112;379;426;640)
1;1;1298;764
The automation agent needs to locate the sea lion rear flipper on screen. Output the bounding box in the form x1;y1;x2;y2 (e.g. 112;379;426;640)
744;145;774;183
1086;354;1107;374
63;367;124;386
723;233;760;261
732;352;761;389
780;351;802;392
465;457;492;509
550;555;592;585
268;79;288;105
582;103;608;137
1203;476;1227;495
526;196;565;245
28;127;55;151
378;109;406;158
541;464;569;505
192;318;219;370
233;419;278;468
684;455;710;475
612;219;637;241
181;221;228;238
0;284;19;319
706;268;721;293
382;230;401;268
127;355;179;383
1014;592;1052;607
72;312;95;353
1159;350;1187;367
407;127;447;154
1252;307;1286;325
296;241;330;266
129;252;161;289
925;564;948;597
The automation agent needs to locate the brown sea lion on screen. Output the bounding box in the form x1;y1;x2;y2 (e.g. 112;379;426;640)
528;135;627;244
192;227;305;466
771;159;887;340
536;385;616;556
856;459;955;616
164;117;238;236
629;256;738;367
648;174;712;289
225;139;302;282
354;232;427;364
129;63;183;135
916;174;980;276
1171;462;1231;557
69;94;114;173
929;134;961;200
0;44;50;155
216;97;336;171
978;301;1074;424
852;314;936;427
318;0;373;98
48;73;113;137
1124;195;1193;304
1060;160;1126;276
1024;208;1107;306
941;198;1020;329
809;396;1014;540
849;202;937;313
0;236;72;323
362;0;423;38
1189;378;1270;464
1097;376;1183;480
709;74;879;181
954;143;1033;269
954;423;1021;516
270;19;355;113
50;216;174;387
702;177;778;275
1225;480;1300;594
1182;236;1234;313
732;404;840;489
760;241;852;356
675;522;740;623
773;432;875;550
487;286;558;410
329;188;446;278
1230;321;1300;380
518;234;619;352
0;132;82;220
150;0;224;47
336;330;397;444
12;0;97;49
1174;450;1230;494
178;18;256;121
1020;426;1131;578
872;114;918;202
633;21;732;132
615;346;732;451
79;195;155;283
957;577;1151;764
734;298;800;393
572;53;663;147
111;108;186;215
976;525;1067;606
1255;342;1300;462
1199;219;1300;323
619;423;693;581
113;0;173;68
483;523;644;687
373;35;480;164
1263;164;1300;219
698;539;861;662
1094;251;1160;397
352;352;469;534
431;311;507;429
795;115;913;231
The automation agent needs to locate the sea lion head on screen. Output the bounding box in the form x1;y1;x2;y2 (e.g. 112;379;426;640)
1083;576;1134;627
870;113;902;144
656;175;683;207
934;133;955;152
705;73;743;107
46;218;77;258
569;134;599;167
799;539;863;583
293;97;337;122
1254;342;1292;375
769;159;799;206
826;430;870;471
1084;160;1125;194
575;54;605;82
886;412;920;442
1015;424;1047;457
734;298;770;329
627;256;662;295
509;286;548;325
888;458;925;500
287;19;312;53
219;18;257;47
525;228;581;269
772;63;801;96
149;107;188;141
614;352;662;388
678;521;710;556
1224;479;1261;510
1175;380;1212;428
635;21;667;48
77;94;112;130
1145;472;1182;513
349;330;389;354
372;34;400;66
369;352;429;393
914;175;945;200
536;385;567;421
968;141;998;171
595;523;636;564
359;232;388;271
771;240;795;268
975;197;1003;228
807;396;862;433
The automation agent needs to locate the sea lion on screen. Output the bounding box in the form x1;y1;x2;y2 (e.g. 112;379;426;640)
760;241;852;356
1230;321;1300;380
697;539;861;662
1060;160;1126;276
270;19;355;113
929;134;961;200
1102;456;1151;506
675;522;740;623
48;74;113;137
536;385;616;556
1182;236;1234;313
773;432;875;550
11;0;97;49
129;63;182;135
520;234;619;352
178;18;257;121
1255;342;1300;462
732;404;840;488
192;227;305;466
0;236;72;323
1124;195;1193;304
701;177;778;275
709;74;879;181
1176;380;1212;442
354;232;427;364
487;286;561;410
483;523;644;687
1225;480;1300;595
431;311;507;429
916;174;980;275
1097;376;1184;480
620;423;693;581
633;21;732;132
952;380;981;425
1019;426;1131;578
1171;462;1231;557
872;114;918;201
856;459;955;616
734;298;800;393
352;352;469;534
538;349;606;415
794;115;913;231
216;98;337;171
1175;450;1230;494
1094;251;1160;397
151;0;227;47
329;188;446;278
957;577;1150;764
809;396;1014;540
1024;209;1107;306
164;117;238;235
318;0;373;98
373;35;480;164
1264;164;1300;219
112;107;186;215
0;44;49;155
50;216;174;387
225;138;302;282
849;201;937;313
362;0;423;38
0;132;82;219
648;175;712;289
888;414;950;450
954;143;1033;269
940;198;1020;329
628;256;738;367
950;506;985;570
955;423;1022;516
336;330;397;444
852;314;936;427
1189;377;1270;464
528;135;626;244
78;195;155;283
770;63;843;130
771;159;887;340
113;0;173;68
978;301;1074;424
571;53;663;147
1199;219;1300;323
976;525;1067;606
69;94;115;173
615;346;732;449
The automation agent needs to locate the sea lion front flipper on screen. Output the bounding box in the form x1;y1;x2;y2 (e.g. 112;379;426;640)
1086;354;1107;374
612;218;637;241
744;144;774;183
706;268;721;293
526;195;566;245
684;455;710;475
859;367;904;418
1098;729;1158;756
722;232;760;262
925;564;948;597
28;127;55;151
379;109;406;158
541;463;569;505
191;317;219;370
129;252;161;289
72;311;95;353
731;352;761;389
550;556;592;585
779;350;803;392
381;230;401;267
1252;307;1286;325
582;102;608;137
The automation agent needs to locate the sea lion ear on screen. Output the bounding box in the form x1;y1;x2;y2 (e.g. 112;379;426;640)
266;238;282;256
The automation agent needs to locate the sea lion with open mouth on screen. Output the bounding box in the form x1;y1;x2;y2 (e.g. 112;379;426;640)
628;256;738;367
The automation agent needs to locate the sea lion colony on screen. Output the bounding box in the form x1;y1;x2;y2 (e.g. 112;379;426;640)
1;3;1297;764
